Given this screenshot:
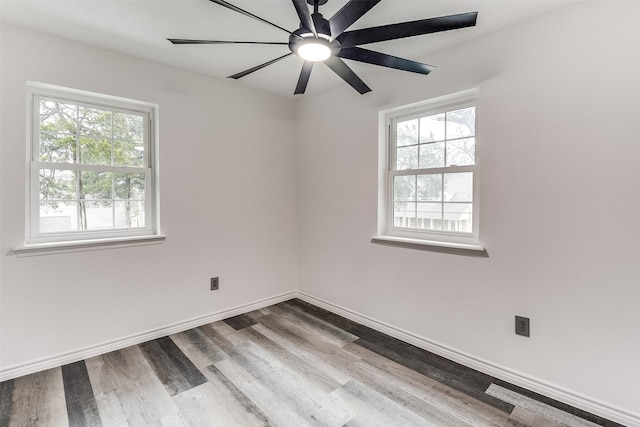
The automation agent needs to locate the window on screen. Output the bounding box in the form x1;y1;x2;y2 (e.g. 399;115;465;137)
26;83;160;246
375;89;482;251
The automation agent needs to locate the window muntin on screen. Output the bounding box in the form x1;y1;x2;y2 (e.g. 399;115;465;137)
383;91;479;245
28;85;158;244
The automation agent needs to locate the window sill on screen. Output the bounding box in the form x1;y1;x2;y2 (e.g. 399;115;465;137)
13;235;166;257
371;235;488;257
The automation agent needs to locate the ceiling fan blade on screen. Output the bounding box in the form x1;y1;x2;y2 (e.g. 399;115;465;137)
292;0;317;36
168;39;288;45
294;61;314;95
337;47;434;75
209;0;297;37
328;0;382;38
337;12;478;47
324;57;371;94
228;53;293;79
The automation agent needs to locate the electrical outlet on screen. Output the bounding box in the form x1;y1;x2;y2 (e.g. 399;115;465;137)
515;316;530;337
210;277;219;291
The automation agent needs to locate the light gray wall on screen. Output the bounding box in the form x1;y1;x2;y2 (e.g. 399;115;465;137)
296;1;640;416
0;24;298;368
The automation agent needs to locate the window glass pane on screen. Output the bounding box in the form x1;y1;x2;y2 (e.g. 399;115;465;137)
40;133;76;163
394;202;416;228
420;113;445;142
444;203;473;233
81;201;113;230
115;173;145;200
446;138;475;166
113;112;144;141
417;174;442;201
115;201;145;229
40;100;77;135
40;169;75;201
80;171;112;200
114;140;145;167
417;202;442;230
386;95;477;239
396;119;418;147
419;142;444;169
79;107;112;138
393;175;415;201
31;87;156;243
396;145;419;170
444;173;473;202
446;107;475;139
40;201;78;233
79;137;111;165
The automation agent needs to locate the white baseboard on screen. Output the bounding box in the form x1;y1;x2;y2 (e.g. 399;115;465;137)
0;290;297;382
296;292;640;427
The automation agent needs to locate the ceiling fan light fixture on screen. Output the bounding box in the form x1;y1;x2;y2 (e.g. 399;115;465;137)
173;0;479;95
296;36;332;61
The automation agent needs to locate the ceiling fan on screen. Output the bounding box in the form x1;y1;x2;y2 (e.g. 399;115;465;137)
168;0;478;95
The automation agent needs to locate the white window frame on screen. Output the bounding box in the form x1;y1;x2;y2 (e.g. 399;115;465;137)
20;82;162;252
373;88;485;254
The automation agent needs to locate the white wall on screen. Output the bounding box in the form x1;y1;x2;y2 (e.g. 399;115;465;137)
297;0;640;419
0;24;298;369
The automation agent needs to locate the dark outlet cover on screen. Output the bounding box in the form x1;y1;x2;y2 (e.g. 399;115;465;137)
210;277;219;291
515;316;530;337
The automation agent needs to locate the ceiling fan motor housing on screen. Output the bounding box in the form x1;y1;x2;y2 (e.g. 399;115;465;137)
288;14;341;60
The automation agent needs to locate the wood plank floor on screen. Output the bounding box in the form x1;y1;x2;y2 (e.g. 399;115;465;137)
0;299;624;427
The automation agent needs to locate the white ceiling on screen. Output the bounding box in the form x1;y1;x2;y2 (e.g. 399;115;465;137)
0;0;582;98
